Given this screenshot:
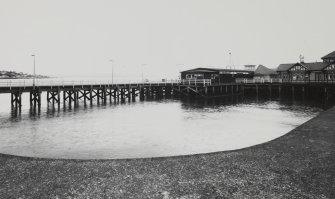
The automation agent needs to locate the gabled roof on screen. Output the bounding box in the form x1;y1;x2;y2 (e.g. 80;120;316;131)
300;62;329;71
277;63;295;72
254;65;277;75
321;51;335;59
277;62;329;72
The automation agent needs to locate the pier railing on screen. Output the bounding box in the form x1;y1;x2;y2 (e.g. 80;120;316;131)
0;79;181;88
236;78;283;84
236;78;335;84
180;79;212;86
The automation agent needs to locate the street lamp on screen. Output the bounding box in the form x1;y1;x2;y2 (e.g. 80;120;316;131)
31;55;36;87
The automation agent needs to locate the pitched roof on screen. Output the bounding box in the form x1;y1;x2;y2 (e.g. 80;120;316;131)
276;63;295;72
180;67;252;73
180;68;219;73
277;62;329;72
254;65;277;75
321;51;335;59
301;62;329;71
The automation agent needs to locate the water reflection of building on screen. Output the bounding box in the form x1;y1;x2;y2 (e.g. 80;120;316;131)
180;68;253;84
277;51;335;82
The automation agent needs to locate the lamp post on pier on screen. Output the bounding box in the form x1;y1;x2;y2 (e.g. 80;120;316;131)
31;55;36;88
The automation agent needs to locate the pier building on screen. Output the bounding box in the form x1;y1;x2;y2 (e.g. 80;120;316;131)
277;50;335;82
253;65;277;81
180;68;253;84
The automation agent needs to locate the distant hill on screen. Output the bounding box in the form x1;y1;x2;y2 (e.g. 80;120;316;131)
0;70;49;79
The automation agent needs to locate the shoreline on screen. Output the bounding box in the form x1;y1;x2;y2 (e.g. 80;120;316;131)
0;107;335;198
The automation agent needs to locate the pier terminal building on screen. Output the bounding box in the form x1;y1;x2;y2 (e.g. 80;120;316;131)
180;50;335;83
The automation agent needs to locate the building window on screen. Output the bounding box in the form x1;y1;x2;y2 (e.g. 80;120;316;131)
211;74;219;79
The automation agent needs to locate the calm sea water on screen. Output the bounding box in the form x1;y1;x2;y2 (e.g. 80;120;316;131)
0;92;325;159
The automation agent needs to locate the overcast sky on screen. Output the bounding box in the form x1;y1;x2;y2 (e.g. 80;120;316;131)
0;0;334;80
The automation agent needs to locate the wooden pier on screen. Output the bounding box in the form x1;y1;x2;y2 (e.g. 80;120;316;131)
1;79;335;113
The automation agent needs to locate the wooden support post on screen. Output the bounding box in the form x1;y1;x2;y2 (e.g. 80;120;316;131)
18;92;22;110
33;92;37;108
13;91;22;111
127;87;131;101
116;88;120;102
113;88;116;100
63;90;66;107
103;88;106;104
132;88;136;101
83;90;87;105
47;91;50;104
38;91;41;109
109;88;112;103
120;88;124;102
97;89;100;104
52;91;55;105
90;89;93;106
11;92;14;108
30;92;32;107
69;91;72;108
57;90;60;108
140;87;144;100
148;87;151;98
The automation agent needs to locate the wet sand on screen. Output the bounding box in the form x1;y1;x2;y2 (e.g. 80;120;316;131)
0;107;334;198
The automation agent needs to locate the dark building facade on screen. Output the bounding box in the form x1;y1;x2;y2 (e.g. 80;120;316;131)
180;67;254;84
